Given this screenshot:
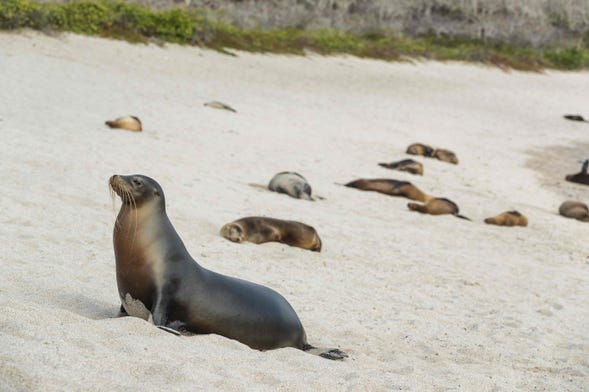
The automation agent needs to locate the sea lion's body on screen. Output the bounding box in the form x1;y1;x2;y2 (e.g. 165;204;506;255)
268;172;314;200
559;200;589;222
565;160;589;185
345;178;430;202
406;143;434;157
378;159;423;175
110;175;345;358
484;211;528;227
432;149;458;164
407;197;469;219
105;116;142;132
563;114;587;122
204;101;237;113
220;217;322;252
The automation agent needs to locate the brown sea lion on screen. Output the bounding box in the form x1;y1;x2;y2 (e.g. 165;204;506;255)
432;149;459;164
110;174;346;359
565;160;589;185
563;114;587;122
220;217;322;252
559;200;589;222
407;198;470;220
204;101;237;113
268;172;314;200
484;211;528;227
344;179;431;202
105;116;142;132
378;159;424;175
406;143;434;157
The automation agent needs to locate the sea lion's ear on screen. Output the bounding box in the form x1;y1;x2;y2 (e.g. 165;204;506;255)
154;189;160;196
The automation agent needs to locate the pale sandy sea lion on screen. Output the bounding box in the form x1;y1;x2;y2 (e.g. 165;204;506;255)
406;143;434;157
268;172;314;201
432;148;459;164
484;210;528;227
110;174;346;359
220;217;322;252
105;116;142;132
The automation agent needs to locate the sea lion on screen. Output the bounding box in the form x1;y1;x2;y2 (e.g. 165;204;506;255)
432;148;459;164
559;200;589;222
105;116;142;132
407;198;470;220
484;210;528;227
268;172;314;201
406;143;434;157
344;179;431;202
565;160;589;185
204;101;237;113
378;159;423;175
110;174;346;359
220;217;322;252
563;114;587;122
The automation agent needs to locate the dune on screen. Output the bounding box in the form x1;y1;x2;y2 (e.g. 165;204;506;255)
1;30;588;391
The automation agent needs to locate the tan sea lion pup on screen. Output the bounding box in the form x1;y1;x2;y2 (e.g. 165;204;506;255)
407;198;470;220
378;159;423;175
110;174;346;359
220;217;322;252
345;179;431;202
559;200;589;221
406;143;434;157
484;211;528;227
432;149;459;164
105;116;142;132
565;160;589;185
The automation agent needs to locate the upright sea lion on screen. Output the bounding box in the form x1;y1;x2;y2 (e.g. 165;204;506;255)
105;116;142;132
378;159;423;175
406;143;434;157
563;114;587;122
432;149;459;164
344;179;431;202
407;198;470;220
559;200;589;222
110;174;346;359
565;160;589;185
204;101;237;113
268;172;314;201
220;217;322;252
484;210;528;227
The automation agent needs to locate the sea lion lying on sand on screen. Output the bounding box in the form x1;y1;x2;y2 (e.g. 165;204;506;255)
105;116;142;132
559;200;589;222
378;159;423;175
345;179;431;202
484;211;528;227
407;198;470;220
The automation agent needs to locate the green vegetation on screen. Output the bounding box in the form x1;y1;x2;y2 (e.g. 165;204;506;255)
2;0;589;71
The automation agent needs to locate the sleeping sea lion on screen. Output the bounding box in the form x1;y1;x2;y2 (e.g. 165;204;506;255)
407;198;470;220
559;200;589;222
406;143;434;157
484;211;528;227
105;116;142;132
268;172;314;200
110;174;346;359
220;217;322;252
378;159;423;175
204;101;237;113
344;179;431;202
432;149;459;164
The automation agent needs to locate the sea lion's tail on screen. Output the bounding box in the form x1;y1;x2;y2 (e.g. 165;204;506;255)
454;214;471;221
378;162;393;169
303;344;348;360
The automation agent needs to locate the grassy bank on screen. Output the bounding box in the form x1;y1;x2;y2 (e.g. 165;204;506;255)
2;0;589;71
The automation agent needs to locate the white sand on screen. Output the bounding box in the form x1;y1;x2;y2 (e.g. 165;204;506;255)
1;30;588;391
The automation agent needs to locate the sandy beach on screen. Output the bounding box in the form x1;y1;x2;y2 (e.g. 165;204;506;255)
1;30;588;391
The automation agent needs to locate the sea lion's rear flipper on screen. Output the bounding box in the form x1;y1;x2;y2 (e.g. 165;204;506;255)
303;344;348;360
454;214;471;221
564;114;586;122
157;326;181;336
117;304;128;317
378;162;393;168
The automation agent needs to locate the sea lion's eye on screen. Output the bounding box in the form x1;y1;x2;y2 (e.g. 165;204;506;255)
132;179;142;186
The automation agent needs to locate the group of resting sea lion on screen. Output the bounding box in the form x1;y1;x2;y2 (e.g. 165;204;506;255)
345;142;529;226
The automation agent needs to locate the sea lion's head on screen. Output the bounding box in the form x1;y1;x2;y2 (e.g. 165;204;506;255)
110;174;164;208
220;223;244;243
